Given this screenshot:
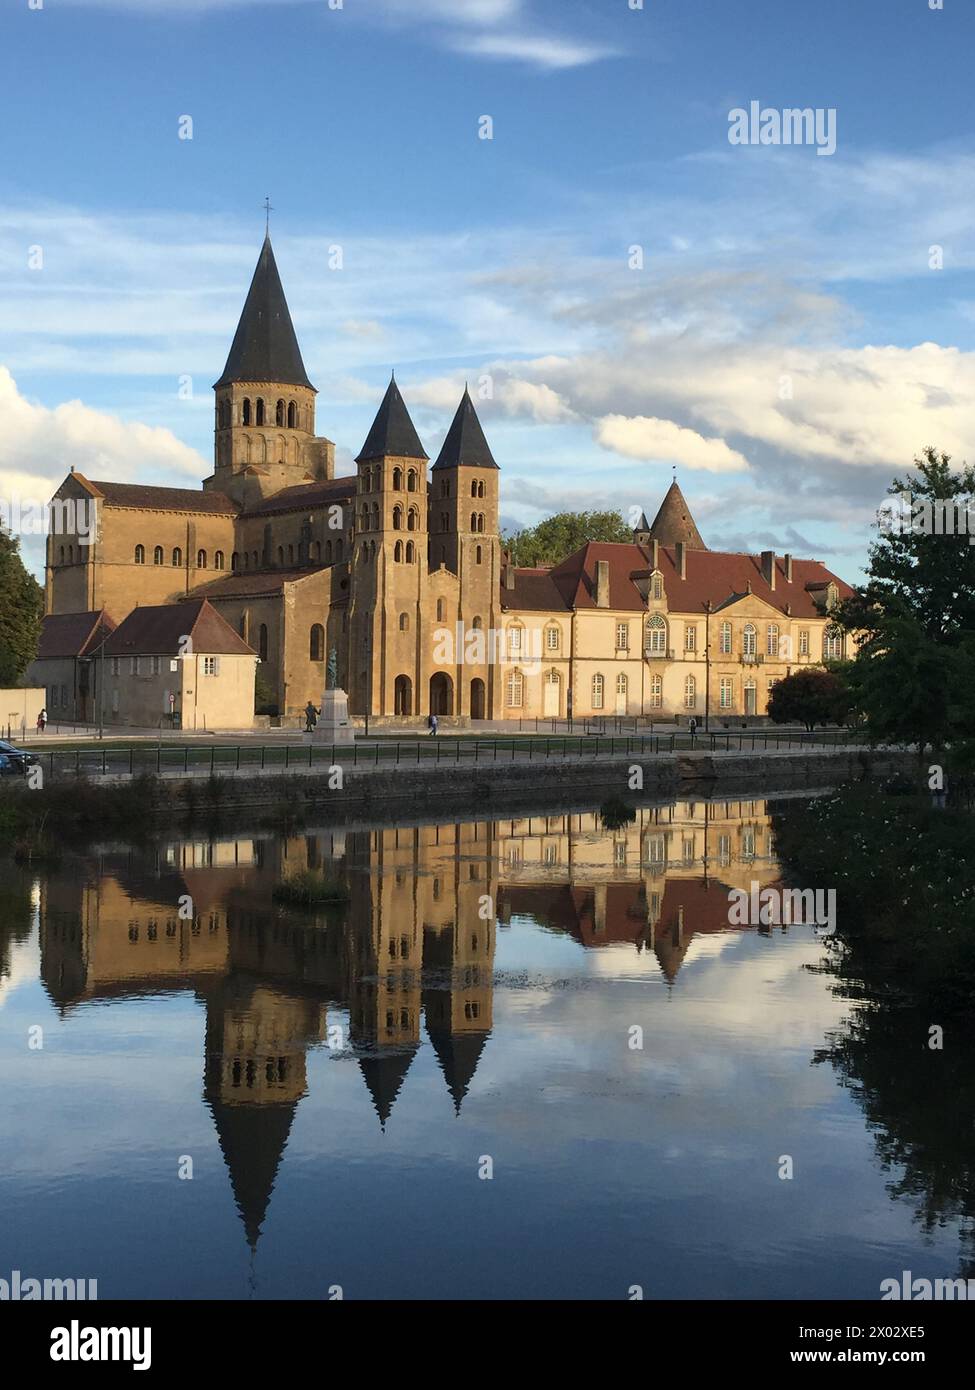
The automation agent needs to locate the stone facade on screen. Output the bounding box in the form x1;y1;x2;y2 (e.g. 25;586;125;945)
44;235;852;723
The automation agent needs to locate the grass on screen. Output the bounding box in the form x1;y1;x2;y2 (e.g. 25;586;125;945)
272;870;350;907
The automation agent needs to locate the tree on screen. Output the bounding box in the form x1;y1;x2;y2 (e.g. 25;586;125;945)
0;522;43;686
504;510;632;567
834;448;975;755
767;667;849;731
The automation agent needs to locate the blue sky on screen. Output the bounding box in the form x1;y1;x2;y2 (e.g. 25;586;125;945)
2;0;974;580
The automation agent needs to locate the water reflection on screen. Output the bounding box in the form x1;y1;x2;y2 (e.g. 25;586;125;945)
33;800;776;1251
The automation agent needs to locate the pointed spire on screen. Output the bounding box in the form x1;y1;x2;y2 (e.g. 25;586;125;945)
215;235;313;390
432;387;498;471
355;377;428;463
358;1049;418;1129
208;1099;297;1251
647;480;708;551
427;1030;489;1114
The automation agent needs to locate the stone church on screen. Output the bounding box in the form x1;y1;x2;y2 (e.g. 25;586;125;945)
44;233;852;724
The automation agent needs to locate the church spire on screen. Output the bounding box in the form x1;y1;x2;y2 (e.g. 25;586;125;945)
214;235;313;391
355;376;428;463
431;387;498;471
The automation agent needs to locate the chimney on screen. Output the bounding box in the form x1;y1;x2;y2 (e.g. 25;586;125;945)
650;539;659;570
503;560;515;590
595;559;610;608
676;541;686;579
761;550;775;590
784;553;793;582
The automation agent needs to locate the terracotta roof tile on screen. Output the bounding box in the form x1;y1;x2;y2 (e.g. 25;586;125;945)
36;609;117;659
103;600;256;657
246;477;355;516
87;480;237;514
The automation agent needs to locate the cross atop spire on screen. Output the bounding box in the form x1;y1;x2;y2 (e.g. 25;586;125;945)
214;234;313;391
263;196;273;234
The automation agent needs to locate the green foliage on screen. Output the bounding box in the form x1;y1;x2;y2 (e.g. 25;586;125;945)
272;870;349;906
835;448;975;752
0;522;43;685
255;666;277;715
503;510;632;567
767;667;849;730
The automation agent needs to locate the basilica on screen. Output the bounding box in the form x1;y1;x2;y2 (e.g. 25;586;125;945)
44;234;852;724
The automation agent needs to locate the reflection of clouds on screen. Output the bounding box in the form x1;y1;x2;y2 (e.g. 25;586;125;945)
0;932;40;1012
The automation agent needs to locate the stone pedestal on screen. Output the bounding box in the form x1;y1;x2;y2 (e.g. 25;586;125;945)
313;688;355;745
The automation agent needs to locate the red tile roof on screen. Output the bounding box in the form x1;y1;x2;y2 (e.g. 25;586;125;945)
36;609;117;659
501;542;851;619
246;477;356;516
103;600;256;657
83;478;237;514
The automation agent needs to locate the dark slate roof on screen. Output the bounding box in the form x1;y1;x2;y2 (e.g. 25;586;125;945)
85;479;237;514
246;477;355;517
214;235;314;391
647;480;708;550
431;388;498;471
358;1048;418;1129
103;599;256;656
208;1099;297;1250
426;1030;489;1114
36;609;117;660
355;378;428;463
192;569;331;600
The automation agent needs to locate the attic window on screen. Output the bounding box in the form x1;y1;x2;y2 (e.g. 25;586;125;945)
651;573;663;600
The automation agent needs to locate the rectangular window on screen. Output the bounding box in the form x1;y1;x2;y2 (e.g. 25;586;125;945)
151;656;162;676
592;674;604;710
767;625;779;657
684;625;696;652
719;677;734;709
720;622;732;655
799;629;809;656
546;626;560;651
616;622;629;650
203;656;220;677
111;657;120;676
508;626;522;653
129;656;138;676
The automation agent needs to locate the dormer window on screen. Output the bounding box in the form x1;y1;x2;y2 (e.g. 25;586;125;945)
651;572;663;600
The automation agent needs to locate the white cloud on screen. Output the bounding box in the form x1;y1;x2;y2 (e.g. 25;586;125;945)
595;414;750;474
0;366;206;507
459;32;618;70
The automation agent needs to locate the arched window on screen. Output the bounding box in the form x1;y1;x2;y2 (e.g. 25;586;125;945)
506;669;524;708
472;615;483;630
288;545;294;564
277;546;285;567
276;400;285;426
239;612;249;642
287;401;297;428
407;469;418;492
258;624;269;662
824;625;843;660
743;623;757;656
405;540;415;563
371;503;380;529
310;624;324;661
392;505;403;531
363;468;372;492
314;541;321;562
197;549;207;569
58;545;65;564
255;398;265;426
470;512;477;532
545;625;560;652
437;599;446;622
651;673;663;708
231;552;239;570
476;545;482;564
644;613;667;654
153;546;163;566
392;468;403;490
244;553;250;569
214;551;224;570
720;621;732;655
399;613;409;632
767;623;779;657
325;539;333;563
394;540;403;562
134;544;145;565
616;672;628;706
592;673;605;710
336;540;343;561
253;551;259;568
242;398;251;426
407;507;418;531
471;479;478;497
684;674;697;709
172;547;182;567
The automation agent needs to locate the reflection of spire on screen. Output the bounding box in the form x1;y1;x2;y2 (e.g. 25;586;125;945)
208;1099;297;1250
427;1030;488;1115
358;1049;418;1129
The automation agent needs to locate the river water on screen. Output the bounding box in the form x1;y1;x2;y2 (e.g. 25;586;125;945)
0;795;968;1299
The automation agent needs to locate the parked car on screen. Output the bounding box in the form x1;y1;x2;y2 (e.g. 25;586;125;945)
0;740;38;776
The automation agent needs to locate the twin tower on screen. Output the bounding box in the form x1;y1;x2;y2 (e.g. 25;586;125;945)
204;233;503;720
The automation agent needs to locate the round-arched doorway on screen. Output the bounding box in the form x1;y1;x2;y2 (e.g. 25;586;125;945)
430;672;454;716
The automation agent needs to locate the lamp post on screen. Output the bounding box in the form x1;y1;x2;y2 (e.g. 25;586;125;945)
703;599;712;735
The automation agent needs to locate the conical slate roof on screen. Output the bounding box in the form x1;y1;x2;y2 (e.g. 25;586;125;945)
208;1099;297;1250
358;1048;418;1129
214;235;314;390
431;388;498;470
427;1030;489;1114
647;480;708;550
355;377;428;463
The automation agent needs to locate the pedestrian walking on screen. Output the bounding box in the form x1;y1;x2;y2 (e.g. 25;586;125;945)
428;713;438;736
304;701;319;733
37;708;47;734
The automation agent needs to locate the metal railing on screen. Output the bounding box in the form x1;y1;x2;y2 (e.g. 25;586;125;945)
13;727;872;782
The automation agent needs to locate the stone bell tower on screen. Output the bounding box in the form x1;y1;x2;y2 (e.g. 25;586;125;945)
204;234;335;510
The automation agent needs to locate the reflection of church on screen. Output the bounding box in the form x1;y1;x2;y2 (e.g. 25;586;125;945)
37;798;779;1248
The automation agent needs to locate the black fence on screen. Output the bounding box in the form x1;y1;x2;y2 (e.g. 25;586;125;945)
14;727;871;781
